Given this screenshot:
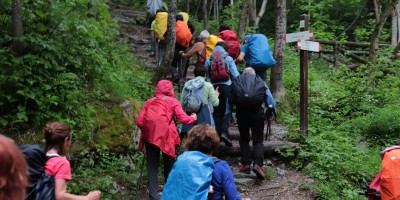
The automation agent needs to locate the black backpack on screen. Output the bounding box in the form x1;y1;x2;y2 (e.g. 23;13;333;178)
232;74;266;111
19;145;56;200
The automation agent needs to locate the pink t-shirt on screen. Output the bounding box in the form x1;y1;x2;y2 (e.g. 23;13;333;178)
45;156;72;181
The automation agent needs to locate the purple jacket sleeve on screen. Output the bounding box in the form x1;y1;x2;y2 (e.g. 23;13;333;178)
212;161;241;200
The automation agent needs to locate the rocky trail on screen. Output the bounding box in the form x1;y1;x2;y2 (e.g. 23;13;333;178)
109;3;314;199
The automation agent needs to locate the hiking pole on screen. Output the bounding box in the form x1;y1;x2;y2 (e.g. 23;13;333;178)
265;118;271;141
178;57;185;93
265;106;273;141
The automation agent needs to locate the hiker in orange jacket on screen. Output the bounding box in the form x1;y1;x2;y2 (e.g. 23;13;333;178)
380;141;400;200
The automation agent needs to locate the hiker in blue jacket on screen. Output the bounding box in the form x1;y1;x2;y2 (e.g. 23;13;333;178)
204;42;240;147
162;124;249;200
236;34;276;81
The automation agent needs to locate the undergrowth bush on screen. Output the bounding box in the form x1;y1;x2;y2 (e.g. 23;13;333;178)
0;0;153;140
68;150;146;199
281;47;397;199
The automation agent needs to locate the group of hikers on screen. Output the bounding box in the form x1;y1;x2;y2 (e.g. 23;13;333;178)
0;1;398;200
139;0;279;199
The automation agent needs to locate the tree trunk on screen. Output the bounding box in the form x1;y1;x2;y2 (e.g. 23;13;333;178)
186;0;190;13
270;0;286;101
248;0;256;27
369;0;400;63
152;0;177;83
397;2;400;42
203;0;209;30
392;8;398;45
374;0;382;22
11;0;24;56
208;0;213;20
255;0;268;28
237;0;249;39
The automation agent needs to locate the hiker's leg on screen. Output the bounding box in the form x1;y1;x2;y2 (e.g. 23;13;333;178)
162;153;175;182
213;84;231;144
237;111;252;165
145;143;161;200
183;57;189;79
221;86;232;141
255;69;267;81
213;84;226;137
251;110;265;166
158;41;166;67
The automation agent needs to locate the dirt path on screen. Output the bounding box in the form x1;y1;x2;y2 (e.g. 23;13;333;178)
109;3;314;199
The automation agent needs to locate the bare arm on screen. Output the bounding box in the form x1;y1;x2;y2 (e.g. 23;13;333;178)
55;179;101;200
181;42;203;58
236;52;245;62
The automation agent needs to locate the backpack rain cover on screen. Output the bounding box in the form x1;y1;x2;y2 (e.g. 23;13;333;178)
232;74;266;111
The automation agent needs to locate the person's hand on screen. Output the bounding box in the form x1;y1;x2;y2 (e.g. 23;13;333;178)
87;190;101;200
179;51;185;58
215;86;220;97
190;113;197;121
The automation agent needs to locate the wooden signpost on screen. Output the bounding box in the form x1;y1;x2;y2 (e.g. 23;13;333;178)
297;40;321;52
284;31;314;43
284;14;321;135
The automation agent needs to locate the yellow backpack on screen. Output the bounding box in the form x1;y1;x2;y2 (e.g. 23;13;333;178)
206;35;224;58
154;12;168;40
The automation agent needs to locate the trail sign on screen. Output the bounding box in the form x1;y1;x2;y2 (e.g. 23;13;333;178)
297;40;321;52
284;31;314;43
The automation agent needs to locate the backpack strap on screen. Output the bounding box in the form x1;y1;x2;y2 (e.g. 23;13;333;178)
197;42;207;63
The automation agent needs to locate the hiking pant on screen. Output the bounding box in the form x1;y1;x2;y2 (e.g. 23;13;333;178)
236;109;264;166
213;84;231;141
145;142;175;200
171;44;187;82
255;69;267;81
157;41;166;67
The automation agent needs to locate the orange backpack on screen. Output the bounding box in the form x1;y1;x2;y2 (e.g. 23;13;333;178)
175;20;192;47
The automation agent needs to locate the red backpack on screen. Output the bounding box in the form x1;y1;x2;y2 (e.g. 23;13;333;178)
176;20;192;47
218;30;241;59
209;51;230;83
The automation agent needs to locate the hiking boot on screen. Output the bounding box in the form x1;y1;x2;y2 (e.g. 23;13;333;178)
220;134;233;147
239;165;251;174
252;164;265;180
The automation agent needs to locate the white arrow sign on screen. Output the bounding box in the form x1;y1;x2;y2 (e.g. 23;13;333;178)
297;40;321;52
284;31;314;43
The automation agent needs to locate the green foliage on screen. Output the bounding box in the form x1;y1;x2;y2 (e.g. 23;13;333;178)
345;105;400;146
220;1;242;33
0;0;152;140
68;151;146;199
280;45;398;198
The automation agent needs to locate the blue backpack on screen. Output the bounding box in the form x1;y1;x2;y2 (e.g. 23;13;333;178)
245;34;276;70
161;151;214;200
